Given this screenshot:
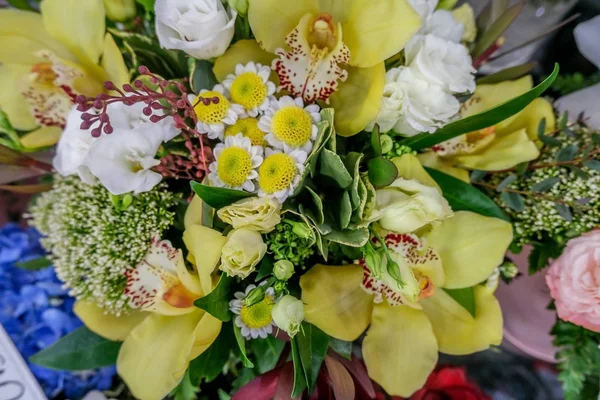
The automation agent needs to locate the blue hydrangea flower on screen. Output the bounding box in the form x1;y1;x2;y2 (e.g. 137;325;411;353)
0;223;116;399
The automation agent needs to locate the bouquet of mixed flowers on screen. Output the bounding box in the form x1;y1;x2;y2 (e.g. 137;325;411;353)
2;0;593;399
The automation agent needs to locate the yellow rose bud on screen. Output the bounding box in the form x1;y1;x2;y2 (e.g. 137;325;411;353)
273;260;294;281
217;197;281;233
271;295;304;337
103;0;136;21
374;179;453;234
452;4;477;43
220;228;267;279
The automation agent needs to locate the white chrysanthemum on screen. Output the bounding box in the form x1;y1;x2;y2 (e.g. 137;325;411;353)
230;283;277;339
257;148;307;203
193;85;244;140
222;62;276;117
208;133;263;192
258;96;321;153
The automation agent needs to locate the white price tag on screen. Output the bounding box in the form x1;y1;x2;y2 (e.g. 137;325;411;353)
0;325;47;400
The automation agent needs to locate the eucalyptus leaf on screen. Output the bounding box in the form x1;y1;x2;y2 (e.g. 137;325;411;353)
568;166;589;181
556;145;579;162
319;149;353;188
190;60;218;94
190;181;253;210
472;2;524;59
496;174;518;192
295;323;329;393
425;168;509;221
329;339;352;360
370;125;382;156
444;287;476;318
515;162;529;176
537;118;547;137
501;191;525;212
30;327;121;370
233;324;254;368
559;111;569;130
16;256;52;271
532;177;560;193
400;64;559;151
194;275;233;322
476;62;537;85
539;131;562;147
477;0;509;32
555;204;573;222
592;134;600;144
470;170;487;182
583;160;600;171
367;157;398;188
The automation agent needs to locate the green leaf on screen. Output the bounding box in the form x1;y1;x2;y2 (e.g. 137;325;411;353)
172;370;199;400
559;111;569;130
532;177;560;192
501;191;525;212
305;186;325;225
556;145;579;162
233;324;254;368
583;160;600;171
16;256;52;271
250;336;286;374
194;275;233;322
477;0;509;31
496;174;518;192
367;157;398;188
189;325;233;385
400;64;560;151
30;327;121;370
324;228;370;248
136;0;155;13
255;255;275;281
592;133;600;145
339;191;352;230
296;323;329;394
190;60;218;94
539;131;562;147
470;170;487;182
370;125;382;156
555;203;573;222
7;0;35;10
444;287;476;318
190;181;253;210
476;62;537;85
319;149;353;189
290;337;307;398
569;166;589;181
218;389;232;400
343;152;364;210
329;339;352;360
425;168;509;221
472;2;524;59
528;242;563;275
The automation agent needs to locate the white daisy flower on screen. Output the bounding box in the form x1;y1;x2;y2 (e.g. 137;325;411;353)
192;85;244;140
230;283;277;340
257;148;307;203
224;117;268;147
222;62;277;118
208;133;263;192
258;96;321;154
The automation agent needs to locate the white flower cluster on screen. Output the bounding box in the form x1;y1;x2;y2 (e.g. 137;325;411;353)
29;175;179;314
368;0;476;137
196;62;321;203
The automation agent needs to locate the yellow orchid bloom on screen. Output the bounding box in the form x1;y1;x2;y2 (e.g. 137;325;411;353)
300;154;512;397
214;0;422;136
74;226;227;400
422;76;556;173
0;0;129;149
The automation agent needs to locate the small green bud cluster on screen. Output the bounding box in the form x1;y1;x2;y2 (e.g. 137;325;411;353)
265;220;315;267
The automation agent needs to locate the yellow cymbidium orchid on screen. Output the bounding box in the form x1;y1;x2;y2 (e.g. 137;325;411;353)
74;226;227;400
215;0;422;136
300;154;512;397
0;0;129;149
421;76;556;175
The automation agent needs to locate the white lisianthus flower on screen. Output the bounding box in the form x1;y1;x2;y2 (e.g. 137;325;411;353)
421;10;464;43
271;295;305;338
155;0;237;60
406;34;476;94
366;67;460;136
217;197;281;233
220;228;267;279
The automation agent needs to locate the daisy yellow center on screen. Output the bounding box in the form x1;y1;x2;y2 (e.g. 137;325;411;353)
240;295;274;329
231;72;268;110
217;147;253;187
271;106;313;147
225;118;267;146
194;91;230;124
259;153;298;194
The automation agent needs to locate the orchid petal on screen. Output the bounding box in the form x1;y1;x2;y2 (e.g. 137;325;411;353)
501;98;556;144
102;33;129;86
424;211;512;289
392;153;441;190
20;126;62;149
0;64;37;131
421;285;503;355
213;39;277;83
362;302;438;397
73;301;147;342
183;225;227;294
417;152;470;183
190;312;222;359
300;264;373;341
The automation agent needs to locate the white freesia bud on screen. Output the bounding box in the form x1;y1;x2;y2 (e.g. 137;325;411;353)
155;0;237;60
103;0;136;22
374;178;453;234
217;197;281;233
366;67;460;136
452;4;477;43
273;260;294;281
220;228;267;279
272;295;304;337
406;34;476;94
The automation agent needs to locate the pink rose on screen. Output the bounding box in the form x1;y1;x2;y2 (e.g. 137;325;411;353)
546;230;600;332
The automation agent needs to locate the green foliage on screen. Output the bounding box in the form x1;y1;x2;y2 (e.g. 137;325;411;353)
172;370;199;400
552;319;600;400
250;336;286;374
16;256;52;271
189;325;234;385
551;72;600;96
190;181;253;210
30;327;121;370
528;240;564;275
290;323;329;396
476;62;537;85
329;339;353;360
265;221;316;267
368;157;398;188
471;2;523;59
194;275;233;322
7;0;35;10
444;287;476;318
189;60;218;94
233;324;254;368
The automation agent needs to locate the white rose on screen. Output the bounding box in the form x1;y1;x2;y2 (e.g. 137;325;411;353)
406;34;476;94
374;178;453;234
155;0;237;60
407;0;438;22
421;10;464;43
217;197;281;233
220;228;267;279
367;67;460;136
271;295;304;337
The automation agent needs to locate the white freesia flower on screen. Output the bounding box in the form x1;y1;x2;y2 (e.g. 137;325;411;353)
155;0;237;60
406;34;476;94
421;10;464;43
366;67;460;136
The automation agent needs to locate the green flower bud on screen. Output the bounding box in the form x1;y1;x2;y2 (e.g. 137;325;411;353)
284;220;314;241
228;0;249;16
272;295;304;338
273;260;295;281
380;134;393;154
103;0;136;22
244;285;267;307
363;241;384;278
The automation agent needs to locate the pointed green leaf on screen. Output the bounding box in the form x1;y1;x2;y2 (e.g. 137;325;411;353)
329;339;352;360
556;145;579;162
532;177;560;193
190;181;253;210
250;336;286;374
583;160;600;171
371;125;382;156
255;255;275;282
295;323;329;394
555;204;573;222
319;149;353;188
339;191;352;230
190;60;218;94
324;228;370;247
343;152;364;210
476;62;537;85
189;325;234;384
233;324;255;368
496;174;518;192
444;287;476;318
7;0;35;10
472;2;524;58
501;191;525;212
194;275;233;322
305;186;325;225
16;256;52;271
291;337;308;397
